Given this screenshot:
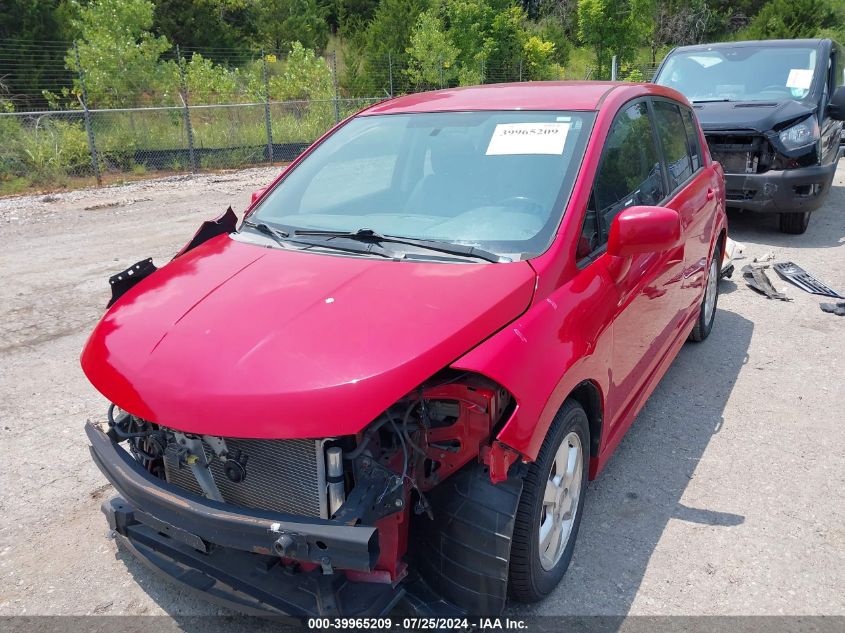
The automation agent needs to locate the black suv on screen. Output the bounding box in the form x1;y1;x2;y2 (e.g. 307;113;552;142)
654;39;845;234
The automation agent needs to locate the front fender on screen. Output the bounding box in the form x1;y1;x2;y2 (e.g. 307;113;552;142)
451;265;616;465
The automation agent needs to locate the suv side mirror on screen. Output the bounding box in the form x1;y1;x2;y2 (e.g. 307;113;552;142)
607;206;681;258
828;86;845;121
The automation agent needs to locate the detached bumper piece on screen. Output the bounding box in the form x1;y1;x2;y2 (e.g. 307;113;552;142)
103;497;403;617
86;422;400;617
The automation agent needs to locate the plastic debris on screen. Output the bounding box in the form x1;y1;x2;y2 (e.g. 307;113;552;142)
772;262;844;299
721;237;746;278
742;264;791;301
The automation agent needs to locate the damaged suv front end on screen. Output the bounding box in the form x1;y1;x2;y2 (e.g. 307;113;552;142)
655;38;845;234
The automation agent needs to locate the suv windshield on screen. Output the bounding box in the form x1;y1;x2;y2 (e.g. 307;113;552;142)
251;110;595;259
655;45;819;103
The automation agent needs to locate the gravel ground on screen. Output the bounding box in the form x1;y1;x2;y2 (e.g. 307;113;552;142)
0;164;843;621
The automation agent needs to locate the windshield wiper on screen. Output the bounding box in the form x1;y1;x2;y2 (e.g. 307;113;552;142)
243;219;289;244
242;220;399;259
293;228;505;263
691;98;731;103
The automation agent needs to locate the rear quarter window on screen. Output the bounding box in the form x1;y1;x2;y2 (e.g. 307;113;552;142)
681;107;704;172
652;100;693;191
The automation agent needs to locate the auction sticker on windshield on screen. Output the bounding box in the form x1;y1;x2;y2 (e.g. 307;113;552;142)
486;122;570;155
786;68;813;90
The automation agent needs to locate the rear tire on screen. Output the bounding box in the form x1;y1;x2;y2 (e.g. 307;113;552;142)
508;400;589;602
779;211;810;234
689;242;722;342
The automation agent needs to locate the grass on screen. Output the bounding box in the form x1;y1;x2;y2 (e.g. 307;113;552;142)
0;44;665;196
0;103;350;195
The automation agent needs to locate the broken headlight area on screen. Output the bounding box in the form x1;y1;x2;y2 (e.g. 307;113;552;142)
705;130;818;178
99;372;520;599
777;116;820;153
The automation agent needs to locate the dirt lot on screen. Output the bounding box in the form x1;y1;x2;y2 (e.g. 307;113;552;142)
0;164;843;620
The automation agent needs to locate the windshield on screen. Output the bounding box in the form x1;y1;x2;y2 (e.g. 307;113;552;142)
251;110;595;259
655;46;819;103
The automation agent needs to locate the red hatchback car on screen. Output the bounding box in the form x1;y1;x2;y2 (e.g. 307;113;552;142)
82;82;726;617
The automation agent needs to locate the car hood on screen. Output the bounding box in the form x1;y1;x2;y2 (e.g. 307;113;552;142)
81;235;536;438
694;99;816;133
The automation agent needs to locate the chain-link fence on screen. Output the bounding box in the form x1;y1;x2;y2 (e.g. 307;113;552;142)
0;97;380;190
0;38;662;194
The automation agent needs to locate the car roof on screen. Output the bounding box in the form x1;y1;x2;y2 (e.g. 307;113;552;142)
360;81;681;115
670;39;827;53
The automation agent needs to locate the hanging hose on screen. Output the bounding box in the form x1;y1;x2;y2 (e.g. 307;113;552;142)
107;403;154;439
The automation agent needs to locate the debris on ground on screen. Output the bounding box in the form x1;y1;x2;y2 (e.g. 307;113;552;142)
742;264;791;301
772;262;844;299
753;252;775;263
820;302;845;316
721;237;746;278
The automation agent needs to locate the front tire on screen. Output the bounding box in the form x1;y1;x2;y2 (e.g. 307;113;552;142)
689;242;722;342
779;211;810;234
508;400;589;602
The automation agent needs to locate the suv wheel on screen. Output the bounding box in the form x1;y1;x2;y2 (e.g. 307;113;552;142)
509;400;589;602
779;211;810;234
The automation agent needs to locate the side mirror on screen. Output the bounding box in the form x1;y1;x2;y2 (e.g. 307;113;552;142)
250;186;268;205
607;206;681;258
828;86;845;121
249;166;288;206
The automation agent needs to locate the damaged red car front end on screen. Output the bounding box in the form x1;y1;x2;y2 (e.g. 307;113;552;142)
82;81;727;617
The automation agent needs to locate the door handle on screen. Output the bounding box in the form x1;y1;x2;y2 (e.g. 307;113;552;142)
706;188;715;201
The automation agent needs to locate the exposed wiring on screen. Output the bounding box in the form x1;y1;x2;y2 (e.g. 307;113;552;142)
385;409;408;486
402;401;428;458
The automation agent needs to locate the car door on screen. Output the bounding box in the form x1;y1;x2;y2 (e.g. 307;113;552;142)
651;98;716;318
575;99;684;435
820;46;844;166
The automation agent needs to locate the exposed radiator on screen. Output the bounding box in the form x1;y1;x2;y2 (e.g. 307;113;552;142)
163;436;327;518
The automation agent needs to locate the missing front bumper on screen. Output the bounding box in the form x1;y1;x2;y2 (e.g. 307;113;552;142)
86;421;407;616
85;422;378;571
102;496;404;617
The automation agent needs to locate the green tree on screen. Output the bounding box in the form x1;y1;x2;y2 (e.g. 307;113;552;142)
743;0;843;40
404;0;558;87
361;0;430;93
577;0;654;79
0;1;77;110
65;0;171;107
256;0;329;53
406;10;459;88
336;0;380;30
445;0;497;81
535;16;571;66
522;35;559;79
267;42;333;100
151;0;256;59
